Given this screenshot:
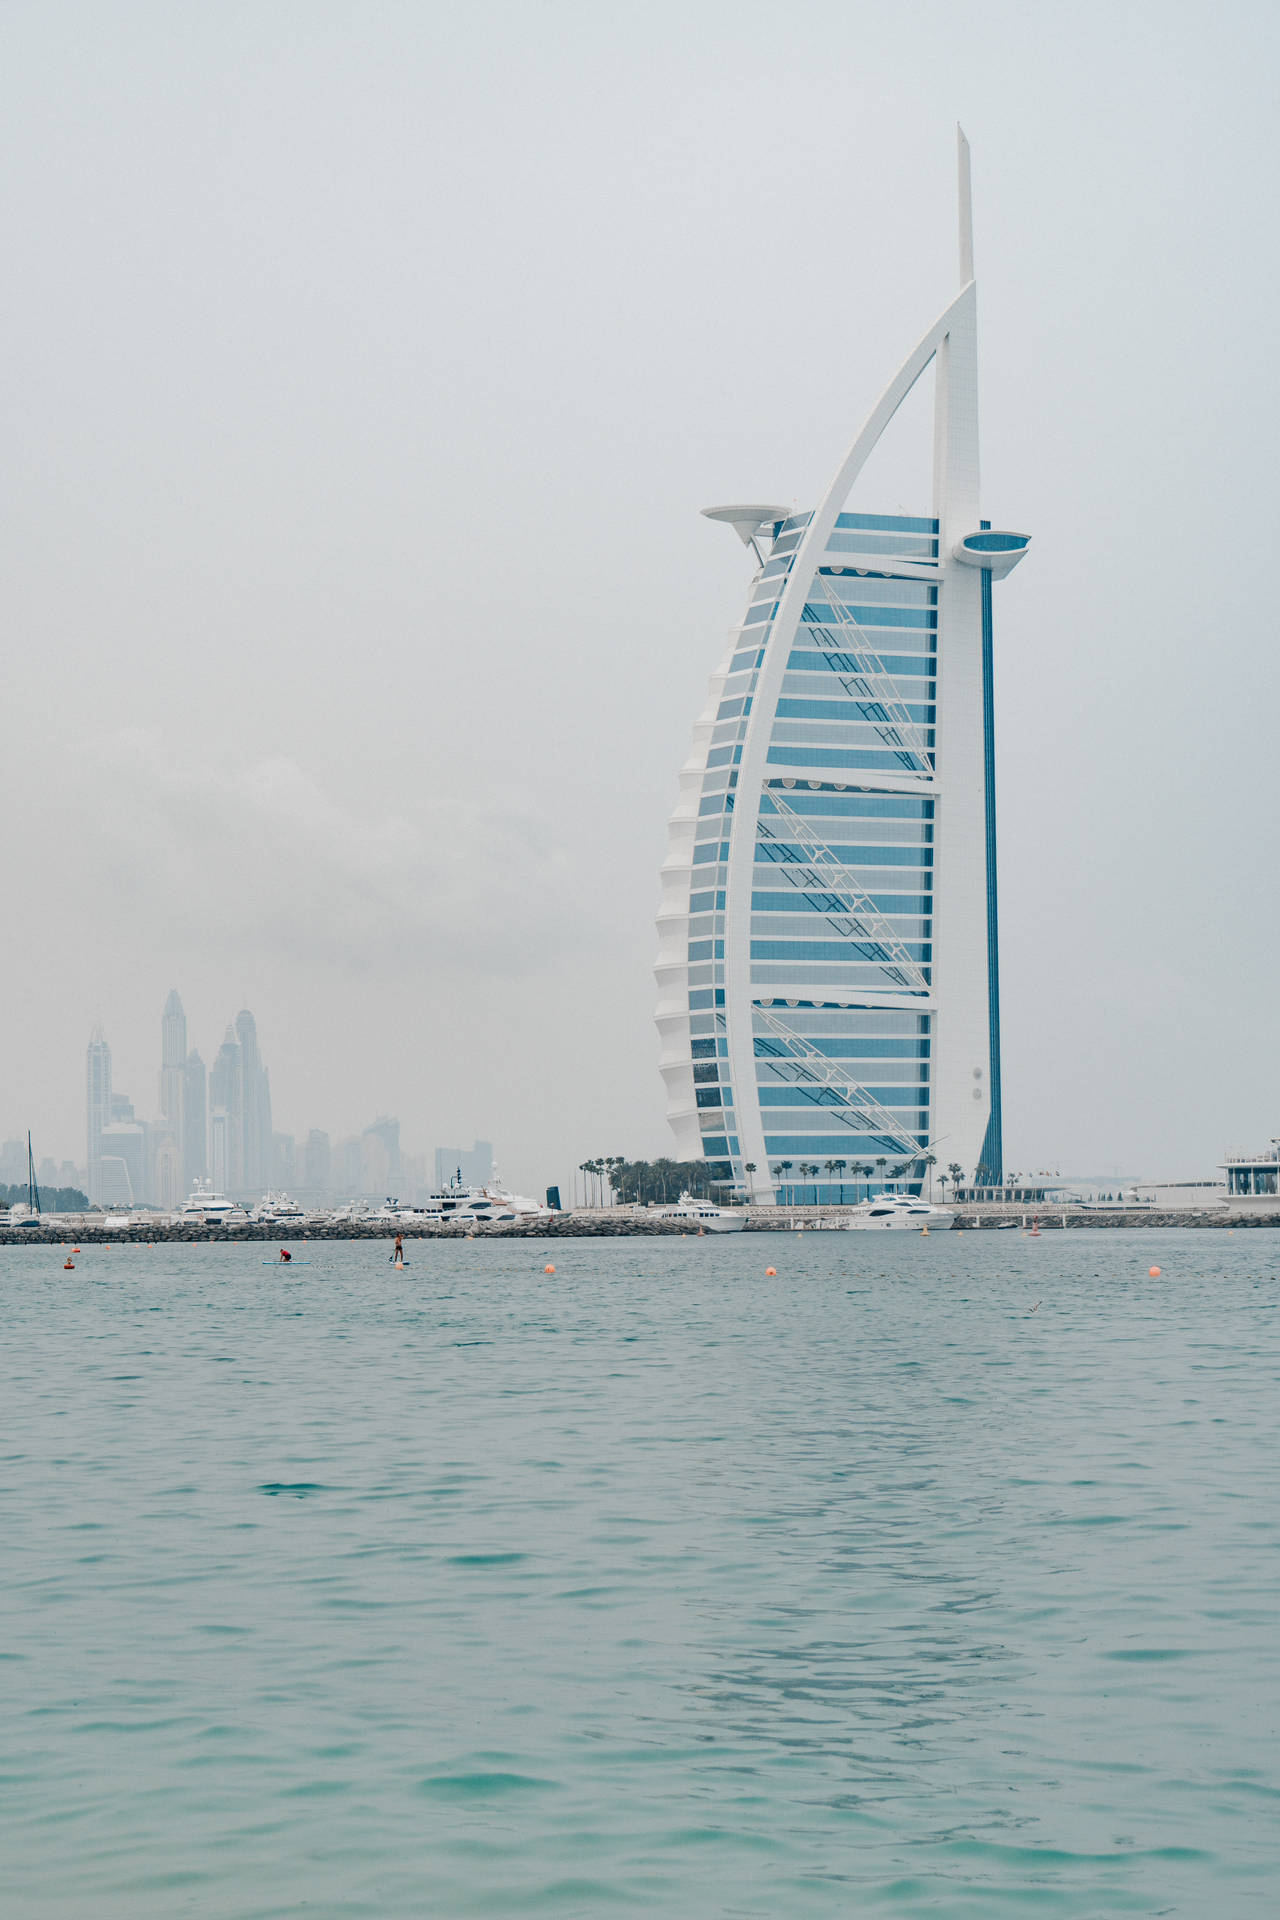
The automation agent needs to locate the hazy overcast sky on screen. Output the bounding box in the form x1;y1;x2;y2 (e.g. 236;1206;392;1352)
2;0;1277;1190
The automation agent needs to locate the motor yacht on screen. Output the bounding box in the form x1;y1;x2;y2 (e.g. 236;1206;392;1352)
252;1191;306;1224
417;1177;556;1227
653;1193;746;1233
840;1193;953;1230
180;1181;249;1227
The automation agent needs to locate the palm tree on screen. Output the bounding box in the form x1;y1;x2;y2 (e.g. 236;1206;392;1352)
776;1159;793;1205
743;1161;757;1202
824;1158;838;1203
833;1157;847;1203
938;1172;949;1203
803;1162;819;1202
923;1152;937;1202
947;1160;964;1199
874;1156;888;1193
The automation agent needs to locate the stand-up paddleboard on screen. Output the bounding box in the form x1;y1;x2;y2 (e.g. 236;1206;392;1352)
262;1260;312;1266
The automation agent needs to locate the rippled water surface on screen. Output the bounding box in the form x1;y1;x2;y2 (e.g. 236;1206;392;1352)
3;1231;1278;1916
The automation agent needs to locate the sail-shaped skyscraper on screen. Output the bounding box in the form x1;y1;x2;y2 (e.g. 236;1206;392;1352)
656;134;1028;1204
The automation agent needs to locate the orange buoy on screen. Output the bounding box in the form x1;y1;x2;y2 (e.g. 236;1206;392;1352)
63;1259;74;1270
72;1245;80;1253
1149;1265;1162;1277
765;1267;777;1277
544;1264;556;1274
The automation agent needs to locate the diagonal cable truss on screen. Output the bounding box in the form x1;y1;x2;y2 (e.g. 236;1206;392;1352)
756;790;930;993
751;1003;924;1156
799;573;934;776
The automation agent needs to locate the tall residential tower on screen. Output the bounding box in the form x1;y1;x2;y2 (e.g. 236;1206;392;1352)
85;1022;112;1205
656;134;1028;1203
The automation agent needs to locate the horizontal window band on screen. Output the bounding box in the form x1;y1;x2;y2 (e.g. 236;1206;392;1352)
774;698;934;723
786;654;935;675
750;894;931;914
757;1087;926;1108
761;791;934;819
801;605;936;628
766;748;933;771
753;1036;929;1058
752;944;932;967
756;842;932;863
767;1128;924;1144
834;511;938;534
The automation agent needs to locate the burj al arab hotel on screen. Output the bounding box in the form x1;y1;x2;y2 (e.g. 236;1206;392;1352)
656;133;1029;1204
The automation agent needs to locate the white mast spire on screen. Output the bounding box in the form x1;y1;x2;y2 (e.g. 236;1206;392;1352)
957;124;974;284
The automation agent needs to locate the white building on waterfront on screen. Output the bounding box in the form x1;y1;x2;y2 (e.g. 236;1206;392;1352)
657;134;1028;1204
1220;1143;1280;1201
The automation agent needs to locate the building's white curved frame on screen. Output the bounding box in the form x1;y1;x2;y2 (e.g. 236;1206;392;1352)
658;132;1026;1201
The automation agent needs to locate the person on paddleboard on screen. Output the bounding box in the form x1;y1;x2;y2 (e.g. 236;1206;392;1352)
393;1233;404;1266
279;1248;292;1263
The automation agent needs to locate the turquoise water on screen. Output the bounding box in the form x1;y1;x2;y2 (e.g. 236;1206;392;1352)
2;1231;1277;1917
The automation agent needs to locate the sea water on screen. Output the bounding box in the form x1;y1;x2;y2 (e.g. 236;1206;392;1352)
1;1231;1277;1917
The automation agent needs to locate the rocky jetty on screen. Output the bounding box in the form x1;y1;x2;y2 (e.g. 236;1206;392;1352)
3;1206;1279;1246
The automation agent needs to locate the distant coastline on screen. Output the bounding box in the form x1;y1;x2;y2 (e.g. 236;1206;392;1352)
1;1207;1277;1245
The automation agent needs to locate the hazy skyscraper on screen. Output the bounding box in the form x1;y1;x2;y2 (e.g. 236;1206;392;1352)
86;1022;112;1205
153;1132;182;1210
183;1049;207;1192
270;1132;295;1189
434;1140;493;1189
234;1009;272;1196
159;989;187;1141
156;989;188;1207
302;1129;331;1196
208;1107;230;1195
363;1116;400;1175
209;1026;243;1193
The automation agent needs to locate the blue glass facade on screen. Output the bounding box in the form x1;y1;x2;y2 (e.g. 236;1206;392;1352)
677;518;940;1200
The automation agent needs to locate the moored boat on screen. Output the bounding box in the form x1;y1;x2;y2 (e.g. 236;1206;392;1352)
180;1180;249;1226
252;1191;306;1224
840;1193;953;1231
653;1193;746;1234
417;1177;557;1226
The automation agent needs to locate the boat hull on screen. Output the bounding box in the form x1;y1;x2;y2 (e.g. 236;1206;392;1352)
842;1208;954;1231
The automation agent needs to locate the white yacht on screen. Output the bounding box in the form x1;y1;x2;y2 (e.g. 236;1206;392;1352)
416;1177;556;1227
654;1193;746;1234
252;1191;306;1224
180;1181;249;1226
840;1193;953;1231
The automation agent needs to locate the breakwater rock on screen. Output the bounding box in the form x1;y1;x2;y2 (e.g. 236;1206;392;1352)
4;1207;1280;1247
0;1216;721;1247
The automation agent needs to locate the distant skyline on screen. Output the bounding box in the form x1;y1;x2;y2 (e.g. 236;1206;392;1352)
72;993;502;1206
1;2;1277;1190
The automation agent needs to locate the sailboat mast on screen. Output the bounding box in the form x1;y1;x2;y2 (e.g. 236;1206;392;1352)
27;1131;41;1217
